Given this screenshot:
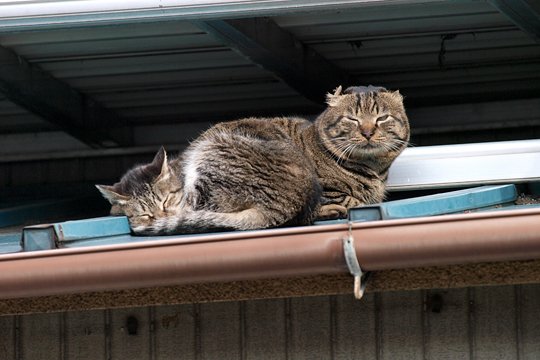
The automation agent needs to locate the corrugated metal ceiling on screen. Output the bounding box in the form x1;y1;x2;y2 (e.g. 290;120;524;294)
0;0;538;157
275;2;540;100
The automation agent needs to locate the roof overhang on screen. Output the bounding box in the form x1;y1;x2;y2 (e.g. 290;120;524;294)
2;207;540;314
0;0;413;30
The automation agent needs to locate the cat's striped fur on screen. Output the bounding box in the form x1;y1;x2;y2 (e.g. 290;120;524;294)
213;85;410;219
97;85;409;234
97;128;321;235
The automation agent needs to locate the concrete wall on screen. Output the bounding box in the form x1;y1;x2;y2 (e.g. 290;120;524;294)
1;284;540;359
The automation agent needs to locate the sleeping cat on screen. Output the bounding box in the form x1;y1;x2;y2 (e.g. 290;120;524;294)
214;85;410;219
97;127;322;235
97;85;409;234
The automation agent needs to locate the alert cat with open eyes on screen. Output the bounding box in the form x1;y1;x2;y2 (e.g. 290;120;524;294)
97;85;410;235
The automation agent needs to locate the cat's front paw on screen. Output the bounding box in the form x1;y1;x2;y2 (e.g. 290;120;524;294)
317;204;347;220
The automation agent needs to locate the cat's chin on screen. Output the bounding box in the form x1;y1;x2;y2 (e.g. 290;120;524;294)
353;143;388;157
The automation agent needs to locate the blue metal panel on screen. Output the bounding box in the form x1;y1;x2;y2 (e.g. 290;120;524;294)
62;234;144;248
21;216;131;251
349;185;518;222
22;225;57;251
313;219;347;226
62;234;183;248
52;216;131;242
0;233;22;254
475;203;540;213
14;185;523;252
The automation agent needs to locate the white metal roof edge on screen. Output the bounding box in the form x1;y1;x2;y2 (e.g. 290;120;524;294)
387;139;540;190
0;0;440;31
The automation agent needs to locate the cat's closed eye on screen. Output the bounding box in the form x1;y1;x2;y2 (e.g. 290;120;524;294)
343;116;360;124
376;115;391;124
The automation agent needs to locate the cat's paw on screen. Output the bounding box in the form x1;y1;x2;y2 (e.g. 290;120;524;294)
317;204;347;220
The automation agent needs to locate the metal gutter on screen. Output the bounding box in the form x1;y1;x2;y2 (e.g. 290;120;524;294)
1;207;540;299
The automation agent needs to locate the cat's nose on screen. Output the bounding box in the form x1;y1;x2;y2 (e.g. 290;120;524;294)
361;129;373;139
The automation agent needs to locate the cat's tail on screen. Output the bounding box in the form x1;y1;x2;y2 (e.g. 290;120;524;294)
135;207;277;235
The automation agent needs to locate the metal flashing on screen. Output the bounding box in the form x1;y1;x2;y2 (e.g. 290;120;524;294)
21;225;56;252
387;140;540;190
0;233;21;254
349;184;518;221
53;216;131;242
14;184;524;251
21;216;131;251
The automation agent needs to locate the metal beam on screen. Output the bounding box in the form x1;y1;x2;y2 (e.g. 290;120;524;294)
195;18;353;104
489;0;540;42
0;45;132;148
0;0;395;31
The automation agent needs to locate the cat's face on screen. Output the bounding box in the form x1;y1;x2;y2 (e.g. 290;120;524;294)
317;86;410;162
96;148;183;234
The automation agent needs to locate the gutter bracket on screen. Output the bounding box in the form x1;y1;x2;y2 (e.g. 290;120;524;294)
343;224;369;299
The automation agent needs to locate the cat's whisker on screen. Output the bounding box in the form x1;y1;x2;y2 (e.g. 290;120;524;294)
345;143;359;164
329;141;356;164
390;140;408;151
392;139;409;146
337;145;351;165
406;143;416;148
319;139;350;158
339;145;352;166
334;143;349;166
344;144;358;163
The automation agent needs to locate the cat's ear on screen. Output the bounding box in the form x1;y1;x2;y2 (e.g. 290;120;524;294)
391;89;403;99
381;89;402;100
326;85;343;107
152;146;171;182
95;185;130;205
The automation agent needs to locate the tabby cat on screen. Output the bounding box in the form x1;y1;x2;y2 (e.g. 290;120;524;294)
97;128;322;235
97;85;409;234
214;85;410;219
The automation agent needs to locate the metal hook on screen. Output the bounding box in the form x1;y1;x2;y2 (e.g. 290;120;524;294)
343;226;369;299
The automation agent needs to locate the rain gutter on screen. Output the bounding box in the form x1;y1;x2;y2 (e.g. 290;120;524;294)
1;208;540;300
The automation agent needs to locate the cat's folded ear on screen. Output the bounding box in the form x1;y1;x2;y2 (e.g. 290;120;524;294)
326;85;343;107
95;184;130;205
382;89;404;102
391;89;403;99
